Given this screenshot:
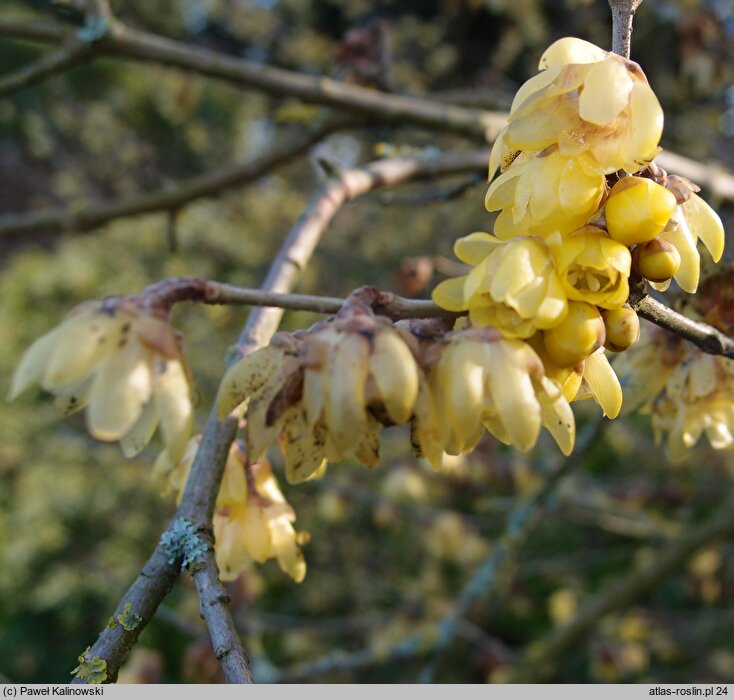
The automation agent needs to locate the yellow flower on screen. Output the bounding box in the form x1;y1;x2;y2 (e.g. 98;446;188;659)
574;348;623;419
432;234;568;339
490;37;663;177
547;225;631;310
602;306;640;353
614;325;734;459
10;299;194;463
605;176;677;246
412;327;576;457
157;439;307;582
651;194;725;294
542;301;606;368
216;292;421;480
632;238;681;284
485;149;606;238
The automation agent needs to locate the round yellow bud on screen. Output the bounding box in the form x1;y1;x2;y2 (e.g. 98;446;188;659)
605;177;677;246
601;306;640;352
632;238;682;283
543;302;606;368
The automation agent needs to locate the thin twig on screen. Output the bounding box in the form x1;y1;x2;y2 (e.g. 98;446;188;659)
506;488;734;682
0;118;354;240
0;18;505;142
0;39;90;97
629;288;734;359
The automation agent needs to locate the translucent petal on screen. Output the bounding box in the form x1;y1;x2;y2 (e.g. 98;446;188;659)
538;376;576;456
510;66;562;113
485;166;522;212
87;339;153;441
216;346;283;419
9;326;63;399
539;37;607;70
661;214;700;293
578;59;633;126
120;400;160;458
154;358;194;464
628;81;664;165
683;193;725;263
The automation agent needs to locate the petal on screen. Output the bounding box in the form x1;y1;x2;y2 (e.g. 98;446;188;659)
324;333;370;454
280;408;328;484
683;193;725;263
216;346;283;419
9;326;63;399
583;349;622;419
454;232;502;265
510;65;563;113
432;276;469;312
154;357;194;464
87;339;153;441
369;329;419;425
120;400;160;458
539;37;608;70
578;59;633;126
485;165;522;212
662;214;700;293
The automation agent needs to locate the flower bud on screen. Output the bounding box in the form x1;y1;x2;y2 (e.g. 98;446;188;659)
602;306;640;352
632;238;681;283
543;301;606;367
605;177;677;246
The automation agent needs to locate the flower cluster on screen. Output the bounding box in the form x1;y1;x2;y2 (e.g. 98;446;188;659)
217;289;422;482
433;37;725;436
157;439;307;582
10;297;194;463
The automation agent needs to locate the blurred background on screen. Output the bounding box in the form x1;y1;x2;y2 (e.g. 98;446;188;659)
1;0;733;683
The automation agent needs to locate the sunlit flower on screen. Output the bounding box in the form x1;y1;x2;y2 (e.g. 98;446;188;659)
547;225;631;310
605;176;677;246
411;327;575;457
10;299;194;462
601;306;640;353
432;234;568;339
485;149;606;238
651;194;725;294
216;291;421;481
632;238;681;284
489;37;663;177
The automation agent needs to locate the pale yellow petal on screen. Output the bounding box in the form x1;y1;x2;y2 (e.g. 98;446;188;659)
369;329;419;425
154;357;194;464
9;327;62;399
120;400;160;458
583;350;622;419
432;276;468;312
453;232;502;265
216;346;283;419
578;59;633;126
539;37;607;70
87;339;153;441
683;193;725;263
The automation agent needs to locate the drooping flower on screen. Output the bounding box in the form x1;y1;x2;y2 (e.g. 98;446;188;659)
156;438;307;582
10;299;194;462
547;225;631;310
489;37;664;178
432;234;568;339
411;327;576;458
542;300;606;368
216;289;421;482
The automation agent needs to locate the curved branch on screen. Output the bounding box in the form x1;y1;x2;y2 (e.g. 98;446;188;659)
0;18;505;142
0;118;354;240
0;38;90;97
629;288;734;359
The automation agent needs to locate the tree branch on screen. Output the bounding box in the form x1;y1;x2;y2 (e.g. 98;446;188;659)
629;288;734;359
608;0;644;57
0;118;354;240
506;488;734;682
0;18;505;142
0;38;90;97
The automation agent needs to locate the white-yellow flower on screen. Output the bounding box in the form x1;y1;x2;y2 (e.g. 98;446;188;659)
432;234;568;339
10;299;194;463
412;327;576;457
489;37;663;177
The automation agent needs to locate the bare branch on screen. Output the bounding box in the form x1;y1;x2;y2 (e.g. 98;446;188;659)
608;0;644;57
506;488;734;682
0;18;505;142
0;118;354;240
0;38;90;98
629;287;734;359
